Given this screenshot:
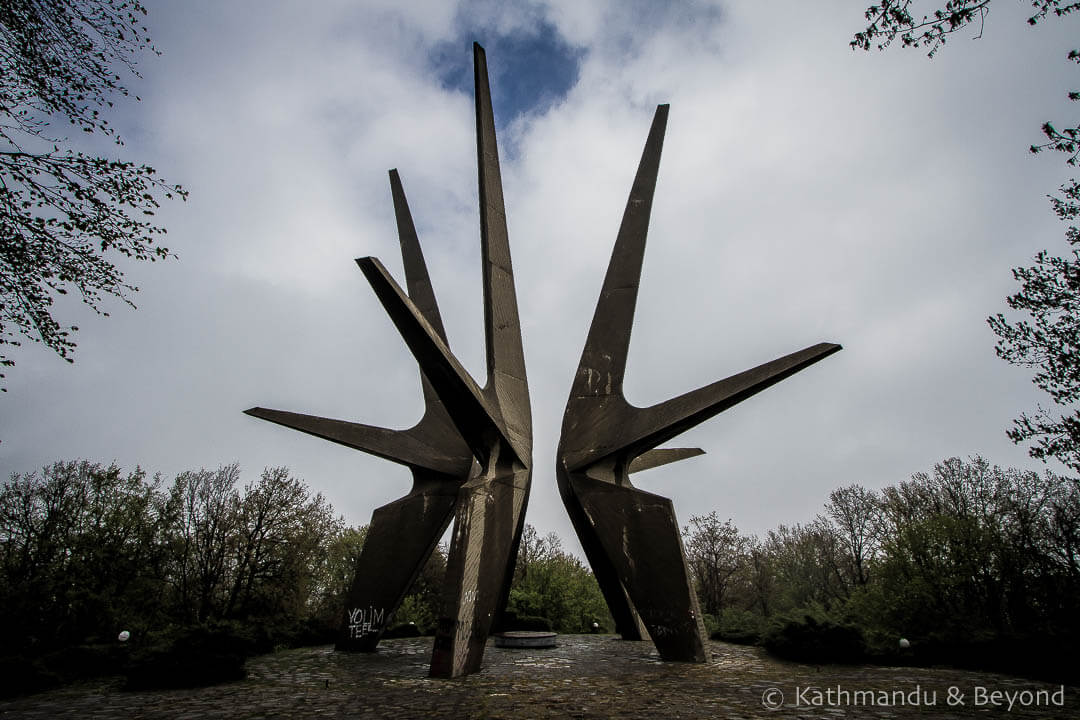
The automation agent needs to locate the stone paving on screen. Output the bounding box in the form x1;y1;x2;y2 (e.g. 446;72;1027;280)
0;635;1075;719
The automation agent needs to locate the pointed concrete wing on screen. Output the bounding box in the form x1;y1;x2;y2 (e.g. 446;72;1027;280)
563;342;842;471
337;467;461;651
628;447;705;474
390;168;448;344
570;475;706;660
356;256;523;467
568;105;668;406
243;408;468;476
561;104;841;469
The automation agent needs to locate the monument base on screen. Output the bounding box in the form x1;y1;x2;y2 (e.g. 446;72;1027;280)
494;631;558;649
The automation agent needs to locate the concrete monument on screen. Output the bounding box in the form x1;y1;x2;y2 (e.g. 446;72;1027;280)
247;45;840;678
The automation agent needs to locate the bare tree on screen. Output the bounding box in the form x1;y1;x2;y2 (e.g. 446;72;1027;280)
682;512;749;617
824;484;881;588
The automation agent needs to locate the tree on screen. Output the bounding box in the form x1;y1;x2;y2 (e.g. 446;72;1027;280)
391;542;446;632
852;1;1080;472
309;524;367;633
224;467;341;622
513;522;561;584
763;520;849;611
744;538;776;617
160;464;342;628
988;181;1080;473
682;512;749;617
824;484;882;588
161;464;240;624
507;525;611;632
0;460;167;649
0;0;186;389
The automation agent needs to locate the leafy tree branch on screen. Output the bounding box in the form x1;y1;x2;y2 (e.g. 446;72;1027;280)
0;0;186;390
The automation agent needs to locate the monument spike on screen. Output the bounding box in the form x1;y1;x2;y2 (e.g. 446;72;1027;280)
557;103;841;662
389;169;467;445
572;104;668;402
564;342;842;471
473;43;531;458
425;42;532;679
391;168;448;344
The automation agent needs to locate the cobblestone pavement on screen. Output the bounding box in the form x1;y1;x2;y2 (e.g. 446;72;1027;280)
0;636;1075;719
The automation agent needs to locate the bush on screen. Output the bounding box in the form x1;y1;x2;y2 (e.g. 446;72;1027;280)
124;623;252;690
711;609;764;645
0;643;132;698
762;612;866;664
498;611;553;632
903;632;1079;683
383;622;423;638
0;656;60;699
392;594;437;635
42;643;127;681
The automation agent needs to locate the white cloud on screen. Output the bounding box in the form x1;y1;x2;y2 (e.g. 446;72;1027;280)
2;0;1076;558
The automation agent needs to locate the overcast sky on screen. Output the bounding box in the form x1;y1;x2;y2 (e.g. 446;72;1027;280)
2;1;1077;554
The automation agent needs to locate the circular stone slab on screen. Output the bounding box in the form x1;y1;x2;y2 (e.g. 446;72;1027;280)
494;631;558;648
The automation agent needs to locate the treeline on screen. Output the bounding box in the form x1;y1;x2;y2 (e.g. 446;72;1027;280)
5;455;1076;693
682;456;1080;681
0;460;364;693
389;523;612;635
0;460;610;695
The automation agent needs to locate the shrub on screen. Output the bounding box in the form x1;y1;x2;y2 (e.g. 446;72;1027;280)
500;612;553;632
383;622;423;638
0;656;60;699
906;632;1078;683
42;643;127;681
124;623;252;690
762;612;866;664
392;594;437;635
711;609;764;645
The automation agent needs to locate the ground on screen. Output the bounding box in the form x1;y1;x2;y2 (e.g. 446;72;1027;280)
0;635;1075;718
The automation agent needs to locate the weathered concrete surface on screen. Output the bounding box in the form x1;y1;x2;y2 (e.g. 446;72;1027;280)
2;636;1075;719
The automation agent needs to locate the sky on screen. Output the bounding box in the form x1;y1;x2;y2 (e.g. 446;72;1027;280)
2;0;1078;555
